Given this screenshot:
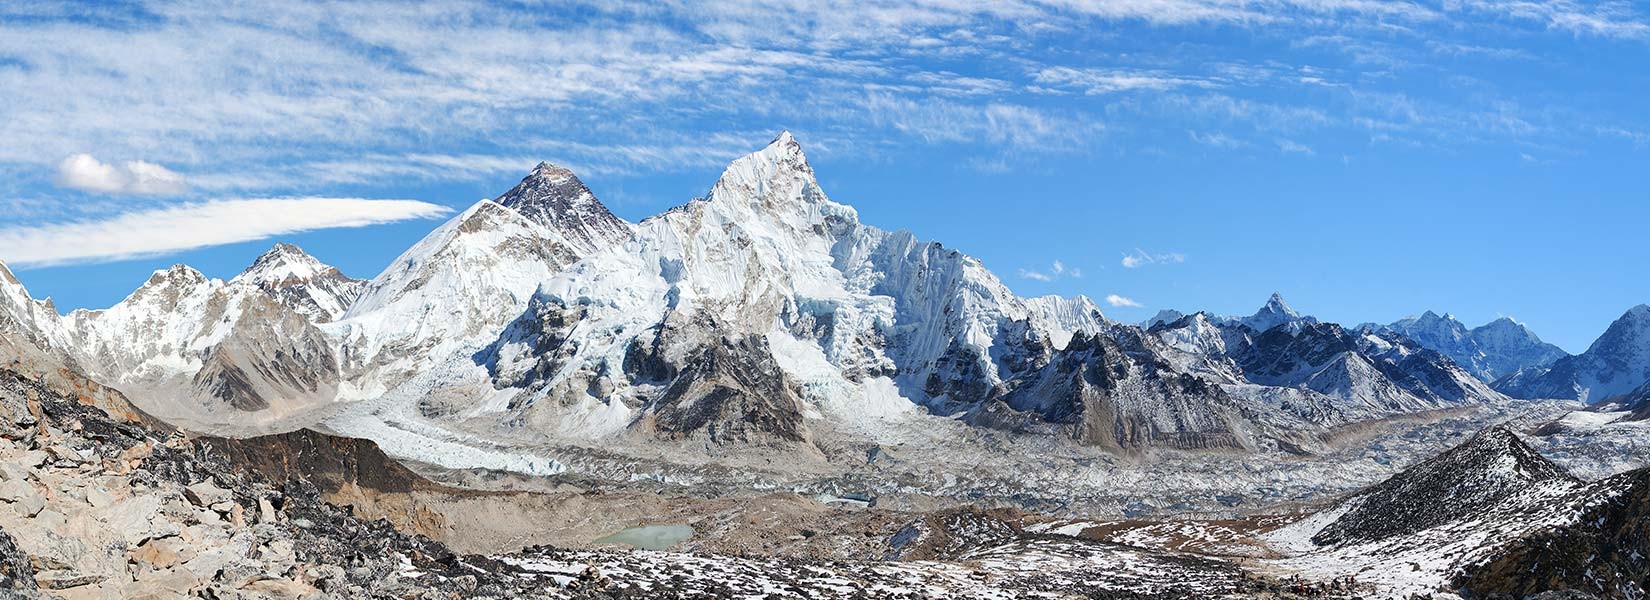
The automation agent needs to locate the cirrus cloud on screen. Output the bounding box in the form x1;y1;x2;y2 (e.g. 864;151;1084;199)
0;197;451;268
1121;249;1188;269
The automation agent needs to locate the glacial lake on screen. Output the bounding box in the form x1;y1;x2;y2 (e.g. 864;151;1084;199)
593;525;695;550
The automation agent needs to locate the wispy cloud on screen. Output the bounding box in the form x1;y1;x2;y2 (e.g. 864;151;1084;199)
1277;139;1316;155
1031;66;1213;95
55;154;188;196
1121;249;1187;269
1105;294;1144;308
0;0;1641;196
1019;260;1082;282
0;198;450;268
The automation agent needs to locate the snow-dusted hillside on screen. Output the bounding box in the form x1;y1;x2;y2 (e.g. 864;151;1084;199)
1266;426;1650;598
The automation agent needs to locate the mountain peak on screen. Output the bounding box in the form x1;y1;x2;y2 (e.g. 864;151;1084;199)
1241;292;1303;332
1583;304;1650;358
149;264;207;285
715;130;814;190
0;258;17;286
497;162;609;220
236;243;343;287
492;162;631;254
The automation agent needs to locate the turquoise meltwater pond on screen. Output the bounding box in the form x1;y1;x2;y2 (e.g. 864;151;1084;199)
592;525;695;550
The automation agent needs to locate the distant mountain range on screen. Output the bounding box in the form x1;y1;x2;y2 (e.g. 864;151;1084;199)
2;132;1647;476
1372;311;1568;383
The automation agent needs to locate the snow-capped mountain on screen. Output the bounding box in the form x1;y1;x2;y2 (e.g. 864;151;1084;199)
1376;311;1567;382
456;132;1104;446
62;263;341;430
1144;297;1502;423
331;163;634;402
3;243;363;432
1496;304;1650;403
0;260;75;366
0;259;93;386
1236;293;1316;333
1141;309;1185;328
0;134;1520;465
232;243;366;323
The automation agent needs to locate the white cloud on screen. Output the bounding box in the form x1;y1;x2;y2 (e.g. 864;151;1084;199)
0;198;450;268
1277;139;1316;154
55;154;188;196
1020;260;1083;282
1121;249;1187;269
1105;294;1144;308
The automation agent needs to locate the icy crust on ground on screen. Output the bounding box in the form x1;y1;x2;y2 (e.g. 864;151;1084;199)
503;535;1264;600
343;395;1589;521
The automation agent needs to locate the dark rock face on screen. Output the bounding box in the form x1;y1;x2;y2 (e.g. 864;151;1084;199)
196;429;432;497
189;296;340;413
1621;380;1650;422
478;294;593;390
645;336;810;445
982;330;1249;452
495;162;632;254
0;525;36;591
881;508;1023;561
1457;468;1650;598
1312;426;1578;547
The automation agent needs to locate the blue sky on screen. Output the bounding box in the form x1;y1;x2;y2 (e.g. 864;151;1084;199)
2;1;1648;352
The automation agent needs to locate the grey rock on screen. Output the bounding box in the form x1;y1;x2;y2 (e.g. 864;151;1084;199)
183;481;231;508
0;480;45;517
33;568;102;590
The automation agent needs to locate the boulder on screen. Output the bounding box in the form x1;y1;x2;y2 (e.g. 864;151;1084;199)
182;482;230;508
34;568;102;590
130;537;195;570
0;479;45;517
101;496;181;547
84;486;113;509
